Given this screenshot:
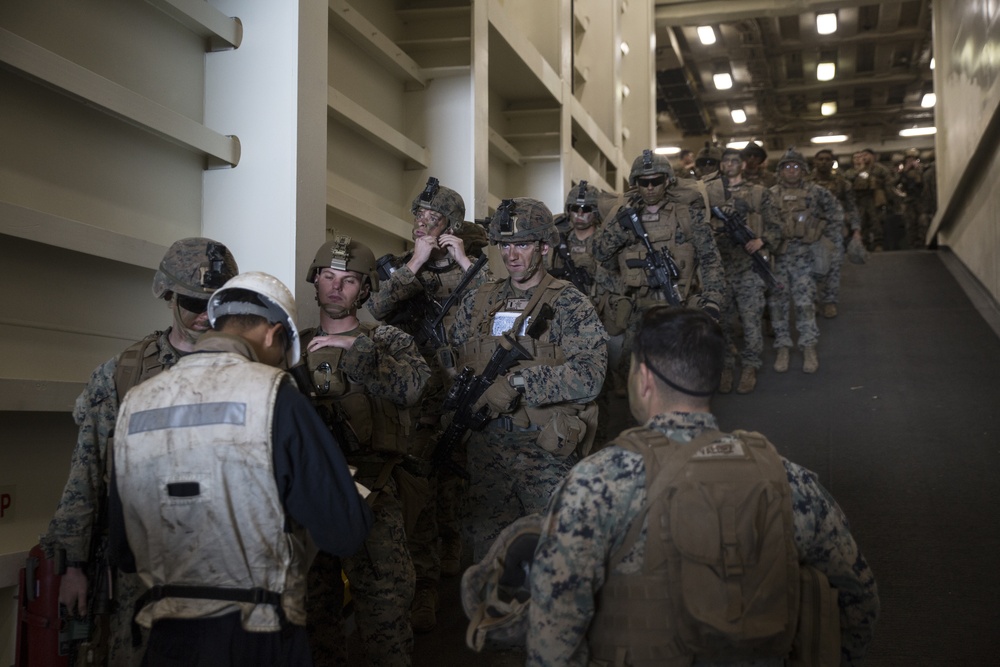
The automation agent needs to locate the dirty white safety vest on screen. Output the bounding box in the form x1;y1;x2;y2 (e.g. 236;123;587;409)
115;346;310;631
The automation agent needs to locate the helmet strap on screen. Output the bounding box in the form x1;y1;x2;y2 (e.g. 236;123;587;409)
170;295;203;349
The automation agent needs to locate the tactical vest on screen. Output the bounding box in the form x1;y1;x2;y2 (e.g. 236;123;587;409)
300;322;415;457
729;182;765;237
114;332;173;400
418;256;469;335
588;427;801;666
775;185;824;244
458;274;598;453
619;202;696;301
116;349;309;631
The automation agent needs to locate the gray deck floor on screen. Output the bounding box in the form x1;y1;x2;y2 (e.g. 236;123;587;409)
381;249;1000;666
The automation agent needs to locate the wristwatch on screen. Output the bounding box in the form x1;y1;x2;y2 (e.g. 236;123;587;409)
509;372;526;395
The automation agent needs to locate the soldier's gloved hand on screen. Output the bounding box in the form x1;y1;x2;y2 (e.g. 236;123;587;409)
701;301;721;322
474;378;521;417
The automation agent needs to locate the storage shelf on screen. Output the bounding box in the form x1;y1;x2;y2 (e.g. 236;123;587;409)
488;127;523;166
326;173;413;241
0;28;240;169
328;0;427;88
0;378;85;412
327;85;428;169
0;201;169;270
145;0;243;51
487;0;561;103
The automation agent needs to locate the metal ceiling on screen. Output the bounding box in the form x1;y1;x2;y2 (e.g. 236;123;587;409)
654;0;935;159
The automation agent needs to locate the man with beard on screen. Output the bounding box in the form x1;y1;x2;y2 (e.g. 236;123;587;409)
366;178;490;632
41;237;238;666
768;149;845;374
449;198;607;562
298;236;431;667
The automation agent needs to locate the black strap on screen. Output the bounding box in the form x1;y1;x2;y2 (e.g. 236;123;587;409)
132;584;285;646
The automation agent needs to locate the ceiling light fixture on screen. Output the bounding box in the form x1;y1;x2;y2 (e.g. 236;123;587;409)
816;13;837;35
731;109;747;123
811;134;848;144
620;41;630;56
817;62;836;81
821;101;838;116
930;57;935;70
697;26;717;45
622;84;631;98
713;72;733;90
726;141;749;150
899;126;936;137
921;92;937;108
655;146;682;156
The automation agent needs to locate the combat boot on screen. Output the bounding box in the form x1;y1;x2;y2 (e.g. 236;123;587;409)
803;345;819;373
822;303;838;318
736;367;757;394
411;583;439;633
718;367;734;393
440;535;463;577
774;347;790;373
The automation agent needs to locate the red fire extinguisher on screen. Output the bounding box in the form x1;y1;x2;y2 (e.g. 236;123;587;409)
15;544;72;667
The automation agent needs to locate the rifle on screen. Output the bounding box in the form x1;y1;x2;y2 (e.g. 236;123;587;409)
375;252;489;354
433;304;554;477
710;205;783;290
615;204;682;305
549;240;593;293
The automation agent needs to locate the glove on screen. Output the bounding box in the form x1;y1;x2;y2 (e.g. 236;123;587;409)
473;378;521;417
701;301;721;322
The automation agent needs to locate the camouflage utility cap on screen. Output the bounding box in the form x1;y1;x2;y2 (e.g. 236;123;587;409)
411;177;466;231
152;237;238;300
306;235;380;292
629;149;676;186
488;197;560;247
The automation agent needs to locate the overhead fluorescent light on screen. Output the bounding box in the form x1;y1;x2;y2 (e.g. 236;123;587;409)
697;26;717;45
620;41;630;56
921;92;937;108
816;13;837;35
713;72;733;90
821;101;838;116
731;109;747;123
899;126;936;137
726;141;750;150
811;134;848;144
930;57;935;70
655;146;682;156
817;62;836;81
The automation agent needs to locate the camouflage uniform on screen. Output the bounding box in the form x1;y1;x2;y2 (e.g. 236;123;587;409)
705;178;783;372
41;332;179;666
768;174;844;352
449;271;608;561
896;155;927;249
300;322;430;667
366;215;492;627
809;169;860;308
843;159;893;250
40;237;237;667
527;411;880;667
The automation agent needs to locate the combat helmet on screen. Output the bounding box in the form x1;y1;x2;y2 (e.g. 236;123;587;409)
209;271;301;367
306;235;380;297
776;147;809;172
695;142;723;167
152;238;238;301
487;197;560;247
628;149;677;186
564;180;601;217
461;513;542;652
411;176;466;231
740;141;768;161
